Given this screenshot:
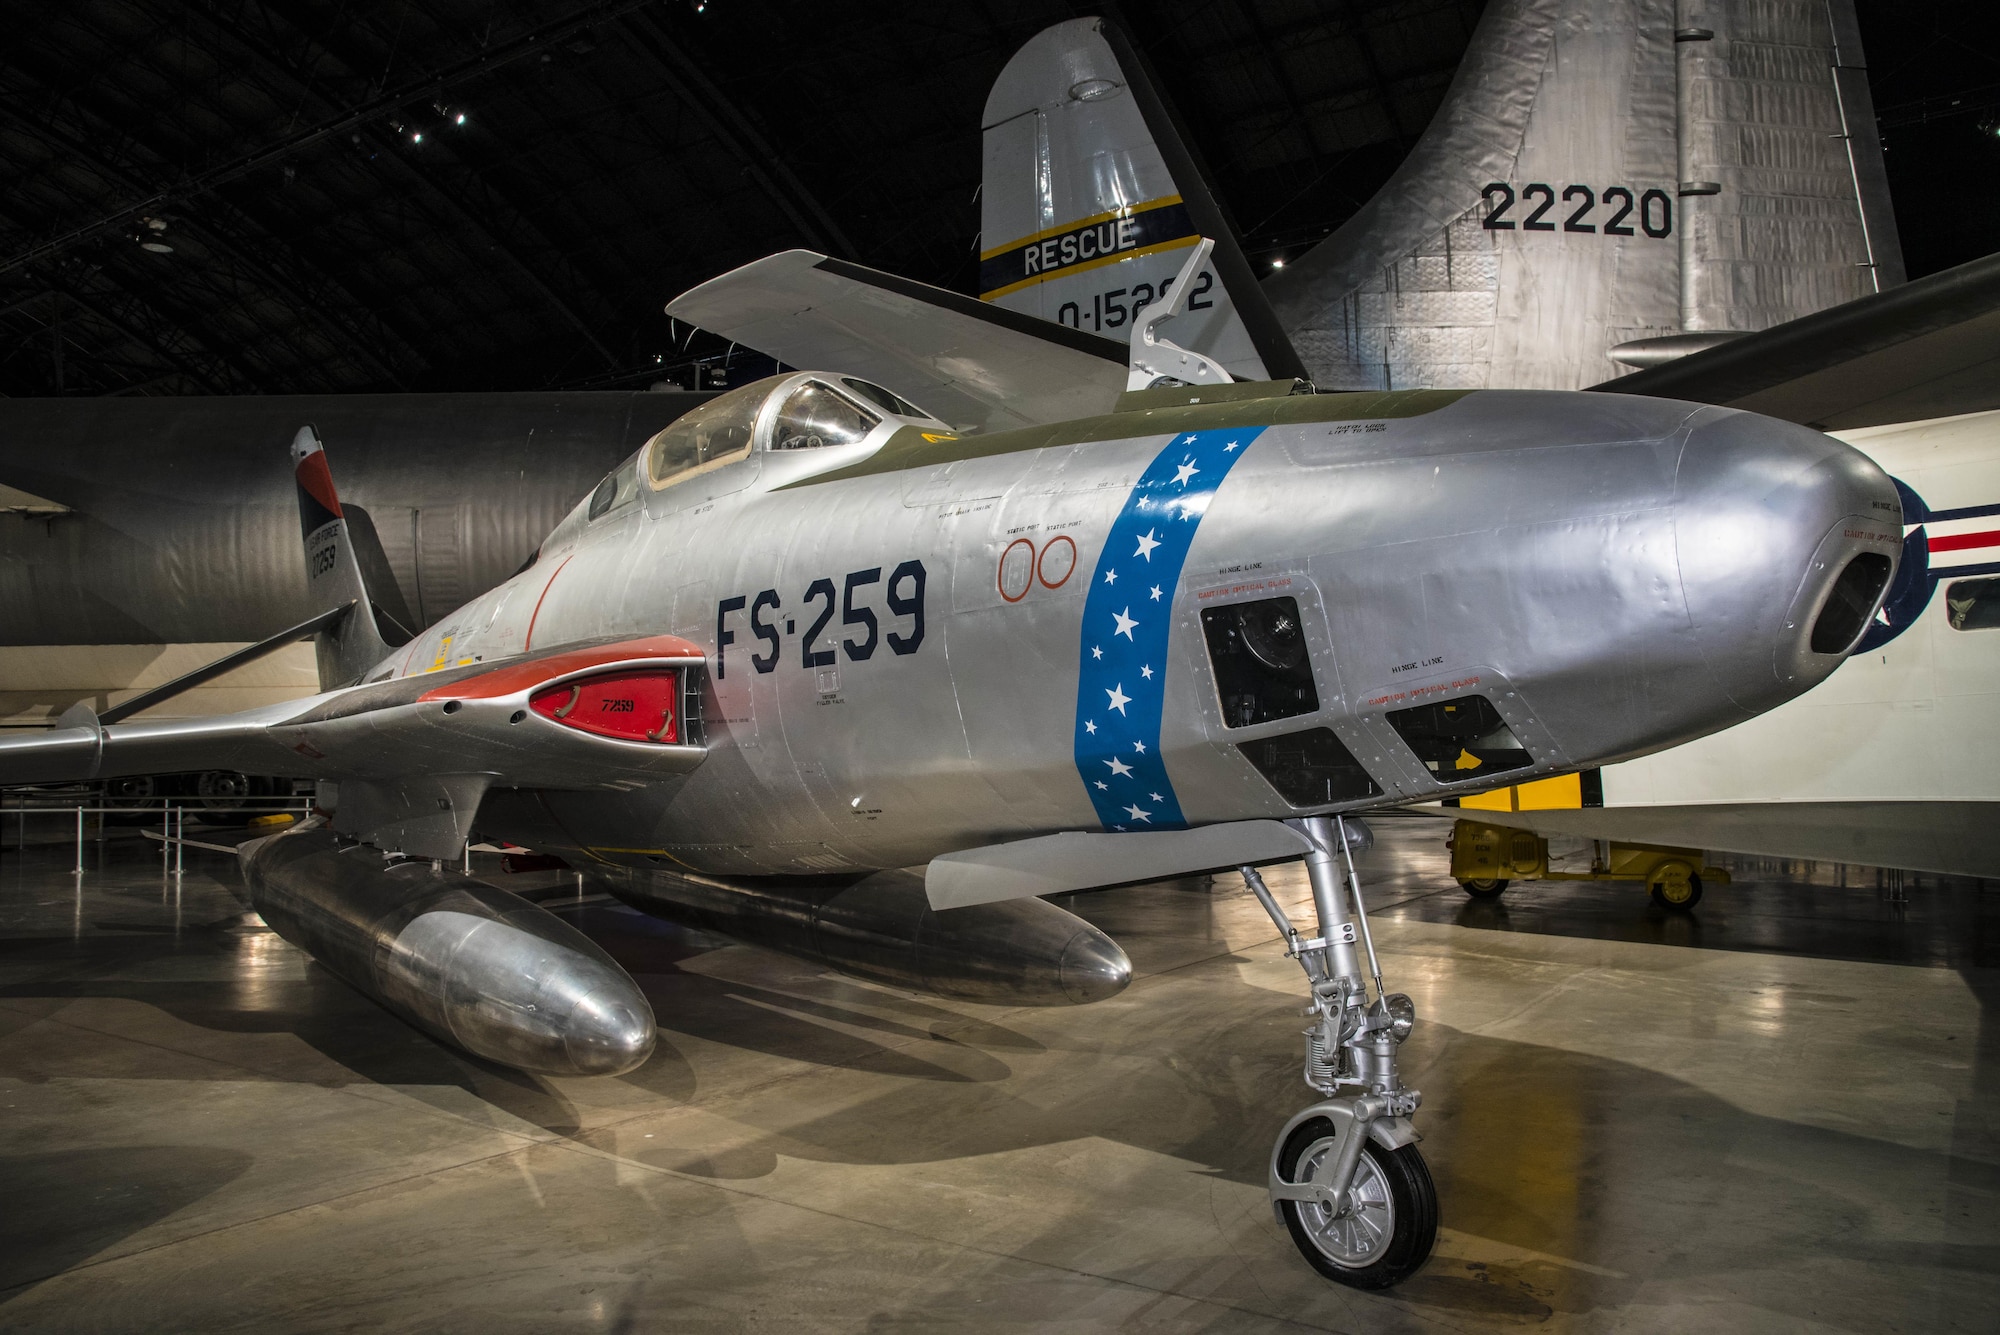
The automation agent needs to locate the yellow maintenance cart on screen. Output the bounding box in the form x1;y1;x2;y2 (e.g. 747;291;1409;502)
1445;772;1729;910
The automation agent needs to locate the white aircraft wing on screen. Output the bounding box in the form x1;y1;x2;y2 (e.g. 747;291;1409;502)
666;250;1130;433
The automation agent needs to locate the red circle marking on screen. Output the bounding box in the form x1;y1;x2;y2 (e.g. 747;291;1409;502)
1037;533;1077;589
997;538;1035;602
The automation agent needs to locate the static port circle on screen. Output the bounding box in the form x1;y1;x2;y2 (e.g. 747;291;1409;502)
442;700;462;715
998;538;1035;602
1037;534;1077;588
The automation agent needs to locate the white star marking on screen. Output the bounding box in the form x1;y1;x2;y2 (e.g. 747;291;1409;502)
1140;664;1154;680
1091;645;1103;660
1106;684;1131;714
1112;607;1139;639
1172;460;1199;486
1150;792;1164;802
1148;584;1163;601
1106;757;1133;777
1133;530;1160;561
1095;781;1108;790
1180;434;1197;444
1104;568;1118;585
1133;740;1147;754
1124;804;1153;823
1084;719;1097;735
1224;440;1241;452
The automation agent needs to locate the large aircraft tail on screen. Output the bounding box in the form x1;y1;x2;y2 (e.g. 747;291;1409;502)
978;18;1305;384
987;2;1903;393
1265;0;1903;389
291;426;393;689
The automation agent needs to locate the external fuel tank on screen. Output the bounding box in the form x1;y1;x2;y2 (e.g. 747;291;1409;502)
595;866;1132;1006
242;824;655;1076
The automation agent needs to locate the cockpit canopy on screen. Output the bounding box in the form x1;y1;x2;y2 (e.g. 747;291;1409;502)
640;371;940;491
558;373;945;543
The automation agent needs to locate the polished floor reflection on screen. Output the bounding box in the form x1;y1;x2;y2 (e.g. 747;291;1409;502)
0;813;1993;1332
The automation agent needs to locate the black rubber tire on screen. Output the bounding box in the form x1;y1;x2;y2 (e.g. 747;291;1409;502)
1277;1119;1439;1290
1649;872;1703;911
1459;877;1508;899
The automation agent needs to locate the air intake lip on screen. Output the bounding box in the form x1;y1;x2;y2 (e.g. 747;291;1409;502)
1810;553;1894;655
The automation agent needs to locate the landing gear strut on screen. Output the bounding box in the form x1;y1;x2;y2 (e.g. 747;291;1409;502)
1242;816;1438;1288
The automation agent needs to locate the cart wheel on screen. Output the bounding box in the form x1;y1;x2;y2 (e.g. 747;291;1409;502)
1277;1119;1438;1289
1649;871;1703;911
1459;877;1508;899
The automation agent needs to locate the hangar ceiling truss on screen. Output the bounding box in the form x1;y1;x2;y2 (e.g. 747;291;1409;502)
0;0;1485;397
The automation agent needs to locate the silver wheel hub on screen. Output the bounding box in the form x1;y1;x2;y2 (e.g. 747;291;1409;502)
1294;1140;1394;1268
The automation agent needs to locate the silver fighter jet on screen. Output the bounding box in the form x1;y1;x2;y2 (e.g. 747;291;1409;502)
0;251;1902;1288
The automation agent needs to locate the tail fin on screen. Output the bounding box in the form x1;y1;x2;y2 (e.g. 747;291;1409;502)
978;18;1305;384
291;425;392;689
1262;0;1903;390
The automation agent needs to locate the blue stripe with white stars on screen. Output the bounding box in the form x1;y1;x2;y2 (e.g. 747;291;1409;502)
1073;427;1265;830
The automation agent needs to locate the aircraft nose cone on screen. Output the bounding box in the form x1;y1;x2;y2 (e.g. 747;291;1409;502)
562;983;658;1076
1672;408;1901;716
1058;927;1133;1005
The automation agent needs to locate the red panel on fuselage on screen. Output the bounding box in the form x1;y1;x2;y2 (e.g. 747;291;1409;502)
530;670;680;744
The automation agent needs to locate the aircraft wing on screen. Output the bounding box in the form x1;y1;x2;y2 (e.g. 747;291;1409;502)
1461;801;1999;882
1594;251;2000;431
666;250;1130;433
0;635;708;859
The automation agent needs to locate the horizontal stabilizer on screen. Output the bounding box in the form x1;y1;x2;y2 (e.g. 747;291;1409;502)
99;602;354;725
666;251;1129;433
925;820;1310;910
1593;251;2000;430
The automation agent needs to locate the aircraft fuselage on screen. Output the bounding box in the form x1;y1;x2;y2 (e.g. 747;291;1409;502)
378;378;1901;876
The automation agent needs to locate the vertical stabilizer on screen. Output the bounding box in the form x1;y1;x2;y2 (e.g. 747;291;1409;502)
291;425;392;689
1263;0;1901;390
979;18;1304;383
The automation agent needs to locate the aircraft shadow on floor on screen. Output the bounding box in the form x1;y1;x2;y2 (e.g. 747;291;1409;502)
0;1146;253;1301
4;844;1994;1329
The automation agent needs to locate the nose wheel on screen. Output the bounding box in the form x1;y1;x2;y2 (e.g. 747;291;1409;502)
1244;816;1438;1290
1276;1119;1438;1288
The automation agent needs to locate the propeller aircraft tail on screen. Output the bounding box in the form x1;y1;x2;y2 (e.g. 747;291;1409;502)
290;425;393;689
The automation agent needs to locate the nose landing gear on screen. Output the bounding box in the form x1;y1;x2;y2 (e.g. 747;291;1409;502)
1242;815;1437;1289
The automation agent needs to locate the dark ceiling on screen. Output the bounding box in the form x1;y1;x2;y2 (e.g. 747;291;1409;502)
0;0;1990;400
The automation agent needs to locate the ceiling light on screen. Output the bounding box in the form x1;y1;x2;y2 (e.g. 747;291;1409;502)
141;241;174;254
1271;258;1285;268
455;112;466;125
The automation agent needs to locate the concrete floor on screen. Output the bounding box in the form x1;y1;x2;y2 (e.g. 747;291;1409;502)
0;813;1993;1333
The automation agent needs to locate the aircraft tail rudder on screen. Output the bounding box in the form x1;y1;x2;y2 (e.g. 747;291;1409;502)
1264;0;1903;391
291;426;392;690
978;17;1305;384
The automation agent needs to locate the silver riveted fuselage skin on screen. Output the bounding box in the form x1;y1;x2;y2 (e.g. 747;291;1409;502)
388;377;1901;877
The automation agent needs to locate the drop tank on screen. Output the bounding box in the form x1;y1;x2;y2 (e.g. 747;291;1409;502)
596;866;1131;1006
242;824;655;1076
